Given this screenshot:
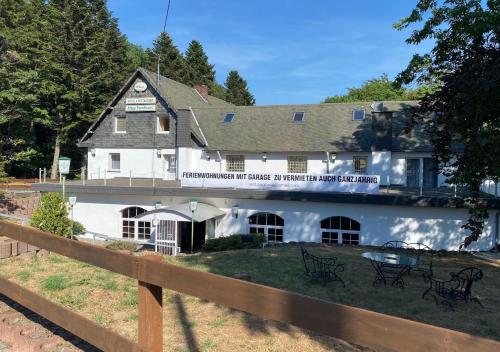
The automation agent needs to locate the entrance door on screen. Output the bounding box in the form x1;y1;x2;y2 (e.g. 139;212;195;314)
406;158;420;187
163;155;176;180
156;220;178;255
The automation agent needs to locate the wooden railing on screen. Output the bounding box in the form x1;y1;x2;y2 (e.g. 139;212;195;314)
0;220;499;352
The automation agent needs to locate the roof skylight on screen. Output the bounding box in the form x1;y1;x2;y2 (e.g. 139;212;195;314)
292;111;305;123
352;109;365;121
223;113;235;123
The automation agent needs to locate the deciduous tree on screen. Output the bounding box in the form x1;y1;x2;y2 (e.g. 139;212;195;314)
395;0;500;247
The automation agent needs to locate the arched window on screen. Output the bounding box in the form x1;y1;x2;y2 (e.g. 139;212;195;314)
121;207;151;240
320;216;360;245
249;212;284;242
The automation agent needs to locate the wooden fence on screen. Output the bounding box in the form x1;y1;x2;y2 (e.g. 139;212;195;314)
0;220;499;352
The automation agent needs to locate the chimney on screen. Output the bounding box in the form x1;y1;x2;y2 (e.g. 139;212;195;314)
193;84;209;101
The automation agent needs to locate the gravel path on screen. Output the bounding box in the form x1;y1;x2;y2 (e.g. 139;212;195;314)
0;295;99;352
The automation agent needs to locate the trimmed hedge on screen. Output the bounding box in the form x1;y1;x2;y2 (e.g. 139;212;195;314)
202;234;265;252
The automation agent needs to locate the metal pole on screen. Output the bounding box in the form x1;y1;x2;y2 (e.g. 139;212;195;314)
82;166;86;185
62;175;66;199
39;168;42;184
43;168;46;183
71;205;74;240
104;169;107;186
129;170;132;187
191;211;194;253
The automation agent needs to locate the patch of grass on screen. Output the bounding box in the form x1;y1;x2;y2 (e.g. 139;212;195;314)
209;316;226;328
57;292;86;309
42;275;69;291
103;278;118;291
105;240;137;252
17;270;30;282
120;289;138;307
201;338;217;351
124;312;138;322
47;254;67;264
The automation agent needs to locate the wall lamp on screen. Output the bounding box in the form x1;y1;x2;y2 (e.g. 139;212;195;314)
90;147;96;157
262;152;267;162
231;205;239;218
157;148;162;157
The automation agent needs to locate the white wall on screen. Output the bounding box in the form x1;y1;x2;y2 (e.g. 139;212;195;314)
87;148;175;180
72;193;495;251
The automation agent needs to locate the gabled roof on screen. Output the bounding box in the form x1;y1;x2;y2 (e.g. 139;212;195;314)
191;101;428;152
79;67;232;146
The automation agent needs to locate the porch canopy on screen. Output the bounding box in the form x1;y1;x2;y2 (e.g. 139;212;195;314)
135;202;226;222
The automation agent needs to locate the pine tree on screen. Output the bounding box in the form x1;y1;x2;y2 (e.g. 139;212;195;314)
185;40;215;87
38;0;130;179
224;70;255;106
0;0;46;175
146;32;189;84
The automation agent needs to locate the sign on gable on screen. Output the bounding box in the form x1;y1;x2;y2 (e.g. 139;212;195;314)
125;105;156;112
126;97;156;105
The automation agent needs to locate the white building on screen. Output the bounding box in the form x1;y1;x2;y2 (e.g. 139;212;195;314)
35;68;500;253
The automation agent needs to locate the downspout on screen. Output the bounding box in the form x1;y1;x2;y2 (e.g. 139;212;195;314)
325;151;330;174
217;151;223;172
496;211;499;253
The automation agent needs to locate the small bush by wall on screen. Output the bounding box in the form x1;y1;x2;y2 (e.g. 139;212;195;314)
202;234;265;252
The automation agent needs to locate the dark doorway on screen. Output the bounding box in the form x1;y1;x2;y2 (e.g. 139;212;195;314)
178;221;206;253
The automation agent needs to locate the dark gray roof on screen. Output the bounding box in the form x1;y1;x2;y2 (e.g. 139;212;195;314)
191;101;429;152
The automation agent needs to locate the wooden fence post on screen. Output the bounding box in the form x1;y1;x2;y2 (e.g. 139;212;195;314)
138;255;163;352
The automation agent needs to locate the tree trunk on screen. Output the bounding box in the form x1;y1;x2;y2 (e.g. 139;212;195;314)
50;133;61;180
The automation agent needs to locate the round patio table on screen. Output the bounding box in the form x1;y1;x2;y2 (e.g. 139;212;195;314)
362;252;418;288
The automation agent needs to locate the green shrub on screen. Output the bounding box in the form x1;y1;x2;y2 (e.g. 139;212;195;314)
71;221;86;236
202;234;266;252
30;192;72;237
105;240;137;252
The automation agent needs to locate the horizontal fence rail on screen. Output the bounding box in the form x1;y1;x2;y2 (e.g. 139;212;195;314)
0;220;500;352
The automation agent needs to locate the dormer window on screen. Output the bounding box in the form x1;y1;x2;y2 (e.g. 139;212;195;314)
292;112;305;123
115;116;126;133
224;113;235;123
352;109;365;121
157;115;170;133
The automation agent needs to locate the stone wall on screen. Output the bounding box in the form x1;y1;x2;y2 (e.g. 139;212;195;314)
0;194;40;217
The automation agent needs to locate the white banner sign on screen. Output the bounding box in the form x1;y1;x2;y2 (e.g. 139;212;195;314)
181;172;380;193
125;104;156;112
126;97;156;105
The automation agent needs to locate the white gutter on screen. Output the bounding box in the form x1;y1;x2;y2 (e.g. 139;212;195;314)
188;106;209;147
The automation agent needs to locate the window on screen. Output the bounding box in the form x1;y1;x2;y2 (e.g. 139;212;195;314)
287;156;307;173
226;155;245;172
157;116;170;133
249;212;284;242
109;153;120;171
352;109;365;121
121;207;151;240
115;116;126;133
292;112;305;123
320;216;360;245
223;113;235;123
353;156;368;174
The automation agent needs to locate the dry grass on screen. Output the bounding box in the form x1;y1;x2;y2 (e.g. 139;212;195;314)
0;251;369;352
0;245;498;351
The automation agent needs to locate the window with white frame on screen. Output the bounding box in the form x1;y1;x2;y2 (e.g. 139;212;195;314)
121;207;151;240
249;212;284;242
353;156;368;174
115;116;126;133
226;155;245;172
109;153;121;171
320;216;360;245
287;156;307;173
157;115;170;133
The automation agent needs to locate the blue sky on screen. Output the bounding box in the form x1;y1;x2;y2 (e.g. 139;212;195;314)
108;0;432;105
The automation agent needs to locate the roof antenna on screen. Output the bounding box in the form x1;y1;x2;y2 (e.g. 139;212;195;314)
157;0;172;85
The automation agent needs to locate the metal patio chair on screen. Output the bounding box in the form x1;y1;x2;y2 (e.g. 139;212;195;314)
300;247;345;287
422;267;483;311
